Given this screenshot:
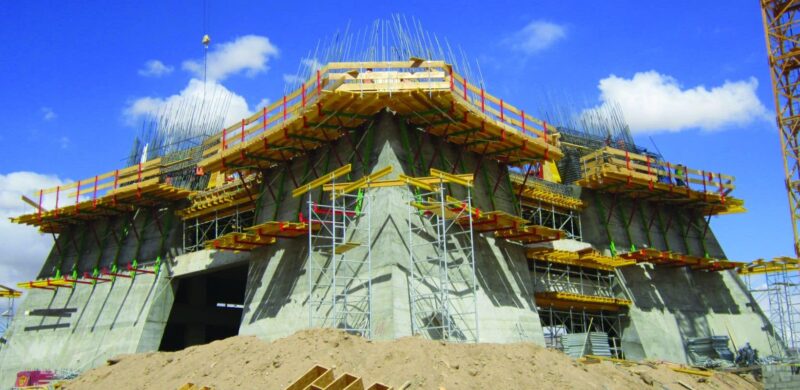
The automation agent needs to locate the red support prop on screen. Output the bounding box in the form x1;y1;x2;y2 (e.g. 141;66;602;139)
480;88;485;112
241;119;246;145
263;106;268;130
64;277;93;285
222;128;227;150
83;272;112;283
317;70;322;94
718;173;726;203
462;77;467;100
37;189;43;221
92;175;99;209
283;95;287;122
54;186;60;217
521;110;526;135
449;68;454;91
500;99;505;122
102;267;131;278
302;83;307;107
126;263;155;274
75;180;81;213
312;203;356;217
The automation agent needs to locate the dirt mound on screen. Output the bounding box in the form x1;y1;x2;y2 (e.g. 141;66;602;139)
65;329;758;390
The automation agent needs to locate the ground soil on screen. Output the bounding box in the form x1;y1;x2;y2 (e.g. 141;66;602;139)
65;329;761;390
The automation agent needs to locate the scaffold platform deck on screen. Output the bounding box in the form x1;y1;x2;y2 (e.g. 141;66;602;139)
576;147;743;216
527;247;635;271
197;61;562;174
535;291;632;312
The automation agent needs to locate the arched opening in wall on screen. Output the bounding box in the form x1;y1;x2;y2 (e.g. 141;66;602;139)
158;263;249;351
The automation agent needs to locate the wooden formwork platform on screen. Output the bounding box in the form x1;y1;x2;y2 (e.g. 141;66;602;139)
198;61;561;174
509;174;584;211
619;248;744;271
460;210;528;233
534;291;632;312
526;247;635;271
494;224;564;244
177;173;261;220
737;256;800;275
12;158;194;233
247;220;319;238
576;147;743;216
207;232;277;252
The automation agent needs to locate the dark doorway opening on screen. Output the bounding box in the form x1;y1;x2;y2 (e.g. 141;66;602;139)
159;264;248;351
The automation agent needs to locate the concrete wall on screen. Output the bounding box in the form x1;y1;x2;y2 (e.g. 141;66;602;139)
579;190;783;363
0;273;173;386
238;110;545;344
0;205;182;386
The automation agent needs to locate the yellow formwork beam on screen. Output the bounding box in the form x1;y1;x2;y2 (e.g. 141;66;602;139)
738;256;800;275
292;164;352;198
0;285;22;298
338;166;394;194
535;291;631;312
429;168;474;187
527;247;635;270
397;174;436;192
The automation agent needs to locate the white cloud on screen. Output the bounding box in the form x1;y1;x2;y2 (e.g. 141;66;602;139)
0;172;67;292
58;136;70;149
123;78;252;128
183;35;279;81
41;107;56;121
283;58;323;87
584;71;770;133
506;20;567;54
138;59;174;77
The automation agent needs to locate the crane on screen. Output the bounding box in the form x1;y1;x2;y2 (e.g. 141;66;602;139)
759;0;800;356
762;0;800;256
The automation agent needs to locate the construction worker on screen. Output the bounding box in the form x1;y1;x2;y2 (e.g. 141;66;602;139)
674;164;686;187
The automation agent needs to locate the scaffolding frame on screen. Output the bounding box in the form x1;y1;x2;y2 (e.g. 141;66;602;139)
407;180;478;342
182;207;255;252
744;263;800;357
521;200;582;241
531;261;624;300
0;286;21;338
766;269;800;356
306;180;373;338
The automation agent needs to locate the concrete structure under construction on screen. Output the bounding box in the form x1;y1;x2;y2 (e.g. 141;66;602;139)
0;54;788;385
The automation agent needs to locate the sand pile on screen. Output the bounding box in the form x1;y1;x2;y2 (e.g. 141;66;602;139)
65;329;759;390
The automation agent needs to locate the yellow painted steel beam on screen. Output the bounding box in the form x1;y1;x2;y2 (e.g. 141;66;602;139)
397;174;437;192
429;168;474;187
292;164;352;198
338;166;394;194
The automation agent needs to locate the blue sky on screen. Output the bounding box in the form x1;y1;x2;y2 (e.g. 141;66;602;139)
0;1;789;286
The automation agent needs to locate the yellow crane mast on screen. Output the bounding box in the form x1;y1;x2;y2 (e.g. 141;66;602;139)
761;0;800;256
